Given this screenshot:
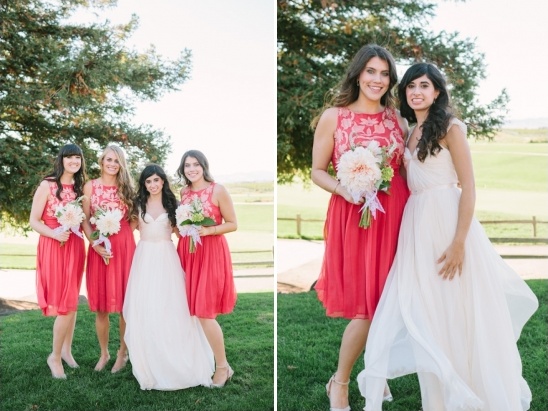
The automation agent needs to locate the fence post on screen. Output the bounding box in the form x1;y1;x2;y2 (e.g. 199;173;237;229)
533;216;537;237
296;214;302;237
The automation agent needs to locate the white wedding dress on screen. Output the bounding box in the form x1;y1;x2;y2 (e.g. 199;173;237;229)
123;212;214;390
357;119;539;410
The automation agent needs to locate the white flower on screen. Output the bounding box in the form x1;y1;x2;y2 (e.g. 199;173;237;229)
176;204;192;225
56;203;85;229
94;208;123;236
337;146;382;203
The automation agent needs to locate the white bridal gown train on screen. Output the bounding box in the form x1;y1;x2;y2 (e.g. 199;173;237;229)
357;119;538;411
123;212;214;390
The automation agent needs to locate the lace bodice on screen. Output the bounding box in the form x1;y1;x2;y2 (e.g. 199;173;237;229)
89;179;128;218
180;183;222;225
333;107;406;171
42;182;77;222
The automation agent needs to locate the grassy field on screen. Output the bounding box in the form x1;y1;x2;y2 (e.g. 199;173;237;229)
0;182;274;270
278;129;548;240
0;292;274;411
277;280;548;411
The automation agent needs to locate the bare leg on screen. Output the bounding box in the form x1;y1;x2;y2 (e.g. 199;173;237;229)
111;314;129;373
47;312;77;379
199;318;231;385
61;311;78;367
94;311;110;371
328;319;371;409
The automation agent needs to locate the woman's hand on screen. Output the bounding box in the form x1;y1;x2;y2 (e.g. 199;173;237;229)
53;230;70;243
437;241;464;280
92;244;112;259
197;225;216;236
336;185;365;205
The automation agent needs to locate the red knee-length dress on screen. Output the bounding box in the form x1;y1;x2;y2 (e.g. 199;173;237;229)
86;179;136;313
176;183;237;319
36;182;85;316
315;107;409;319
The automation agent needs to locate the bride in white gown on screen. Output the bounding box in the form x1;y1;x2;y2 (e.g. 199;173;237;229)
123;164;214;390
357;63;538;411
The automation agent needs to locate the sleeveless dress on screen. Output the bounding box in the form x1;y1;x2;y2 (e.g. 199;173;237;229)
176;183;237;318
86;179;136;313
315;107;410;319
357;119;539;411
36;182;85;316
123;212;214;390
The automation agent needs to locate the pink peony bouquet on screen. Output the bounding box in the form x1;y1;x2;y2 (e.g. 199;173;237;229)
90;207;123;264
336;141;397;228
176;197;215;253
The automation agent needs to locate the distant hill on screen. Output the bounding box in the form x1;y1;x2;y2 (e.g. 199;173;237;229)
216;170;274;183
504;118;548;129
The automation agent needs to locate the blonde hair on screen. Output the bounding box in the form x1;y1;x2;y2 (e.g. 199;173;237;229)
98;144;136;221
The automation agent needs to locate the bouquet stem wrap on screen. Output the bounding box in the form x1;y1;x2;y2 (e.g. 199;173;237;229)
359;191;385;228
93;234;112;265
179;224;202;253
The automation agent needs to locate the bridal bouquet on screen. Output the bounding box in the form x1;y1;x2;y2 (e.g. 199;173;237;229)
54;196;86;246
336;141;397;229
90;207;123;264
176;197;215;253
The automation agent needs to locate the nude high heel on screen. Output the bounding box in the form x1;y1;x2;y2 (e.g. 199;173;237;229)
326;374;351;411
383;382;393;402
210;363;234;388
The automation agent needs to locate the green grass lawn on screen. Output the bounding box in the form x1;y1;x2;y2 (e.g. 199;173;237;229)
277;280;548;411
278;131;548;240
0;292;274;411
0;201;274;270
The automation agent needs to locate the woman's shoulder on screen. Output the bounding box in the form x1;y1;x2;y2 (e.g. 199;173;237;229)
319;106;340;122
36;179;54;194
83;178;96;191
448;117;467;134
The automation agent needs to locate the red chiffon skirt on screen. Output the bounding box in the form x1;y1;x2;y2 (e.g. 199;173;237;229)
85;221;136;313
177;235;237;319
36;223;85;316
315;174;409;319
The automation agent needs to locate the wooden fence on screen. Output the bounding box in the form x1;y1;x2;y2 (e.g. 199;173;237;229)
1;249;274;269
278;214;548;246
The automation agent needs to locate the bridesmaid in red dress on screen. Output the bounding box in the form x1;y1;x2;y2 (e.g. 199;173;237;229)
82;144;137;373
176;150;237;388
311;44;410;411
29;143;87;379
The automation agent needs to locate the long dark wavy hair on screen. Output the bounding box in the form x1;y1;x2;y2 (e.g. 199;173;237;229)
311;44;398;129
176;150;214;186
44;143;87;200
398;62;454;162
136;164;178;227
